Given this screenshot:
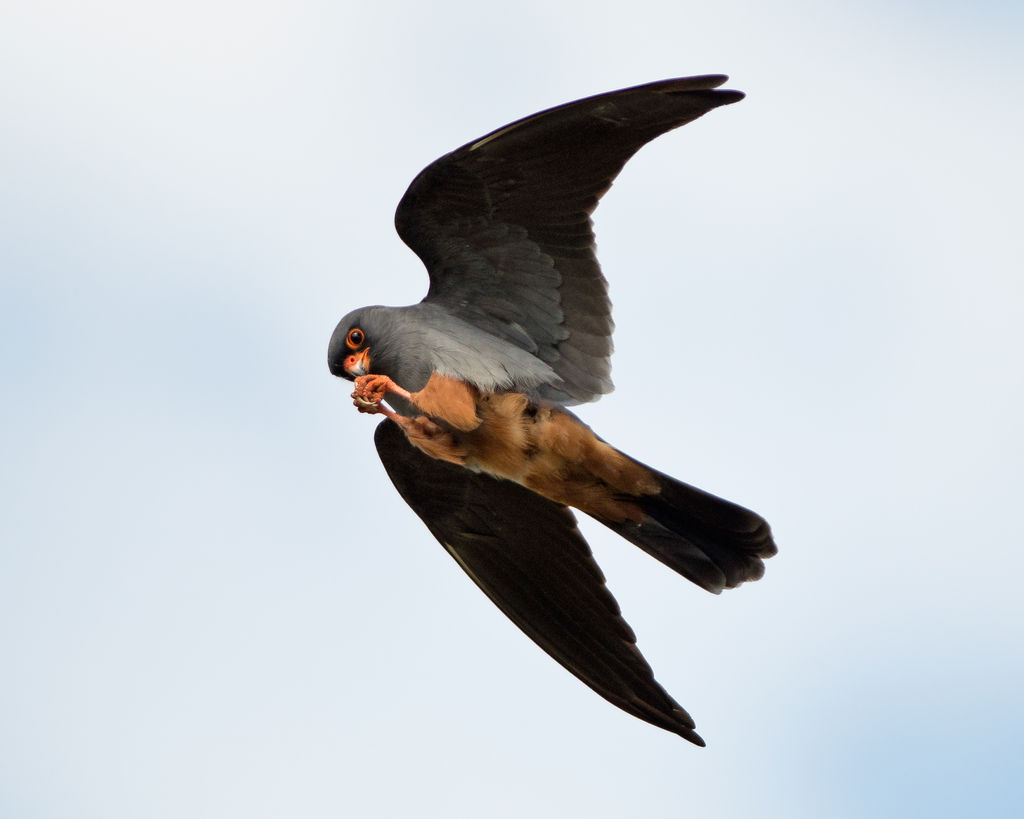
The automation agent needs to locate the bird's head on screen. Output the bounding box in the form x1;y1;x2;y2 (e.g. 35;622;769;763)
328;307;379;381
329;305;412;382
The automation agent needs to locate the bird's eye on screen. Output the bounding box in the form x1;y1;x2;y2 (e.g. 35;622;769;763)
346;328;365;349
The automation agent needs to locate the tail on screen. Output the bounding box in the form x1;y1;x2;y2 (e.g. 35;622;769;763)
600;455;777;594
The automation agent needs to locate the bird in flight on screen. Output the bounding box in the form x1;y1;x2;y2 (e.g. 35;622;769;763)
328;76;776;745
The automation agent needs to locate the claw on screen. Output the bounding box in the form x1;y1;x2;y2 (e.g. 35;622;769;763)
350;386;400;421
352;392;382;414
349;373;414;423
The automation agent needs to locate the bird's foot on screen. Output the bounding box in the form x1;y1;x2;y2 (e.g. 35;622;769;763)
353;374;413;405
351;393;387;415
351;374;414;419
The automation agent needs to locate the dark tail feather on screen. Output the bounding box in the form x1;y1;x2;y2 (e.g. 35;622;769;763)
601;459;777;594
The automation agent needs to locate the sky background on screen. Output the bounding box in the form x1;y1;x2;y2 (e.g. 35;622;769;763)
2;1;1022;817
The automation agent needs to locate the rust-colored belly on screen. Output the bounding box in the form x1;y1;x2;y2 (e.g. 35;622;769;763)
397;373;659;523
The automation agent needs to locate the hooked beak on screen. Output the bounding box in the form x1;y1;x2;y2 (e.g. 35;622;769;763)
343;347;371;379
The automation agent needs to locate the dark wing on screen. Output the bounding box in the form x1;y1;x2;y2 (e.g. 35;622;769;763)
395;76;744;405
374;419;705;745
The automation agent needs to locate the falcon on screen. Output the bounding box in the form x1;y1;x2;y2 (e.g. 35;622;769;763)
328;76;776;745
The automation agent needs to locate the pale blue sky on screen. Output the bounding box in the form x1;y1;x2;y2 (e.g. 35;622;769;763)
2;2;1022;817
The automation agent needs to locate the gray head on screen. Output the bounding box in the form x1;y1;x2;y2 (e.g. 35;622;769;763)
329;306;391;381
327;304;441;394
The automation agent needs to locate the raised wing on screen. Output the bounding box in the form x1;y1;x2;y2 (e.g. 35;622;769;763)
374;418;705;744
395;76;744;404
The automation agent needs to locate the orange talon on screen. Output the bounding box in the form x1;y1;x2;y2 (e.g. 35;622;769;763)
351;392;382;414
350;385;400;421
353;374;413;404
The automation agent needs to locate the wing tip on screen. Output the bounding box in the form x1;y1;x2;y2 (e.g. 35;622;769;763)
656;75;745;107
668;713;706;746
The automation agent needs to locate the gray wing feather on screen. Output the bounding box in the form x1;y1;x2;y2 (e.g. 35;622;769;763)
374;419;705;744
395;76;744;404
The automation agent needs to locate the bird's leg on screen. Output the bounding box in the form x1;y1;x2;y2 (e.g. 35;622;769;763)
350;372;479;463
350;375;467;464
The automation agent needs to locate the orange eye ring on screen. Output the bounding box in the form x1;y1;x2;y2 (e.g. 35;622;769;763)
345;328;365;350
